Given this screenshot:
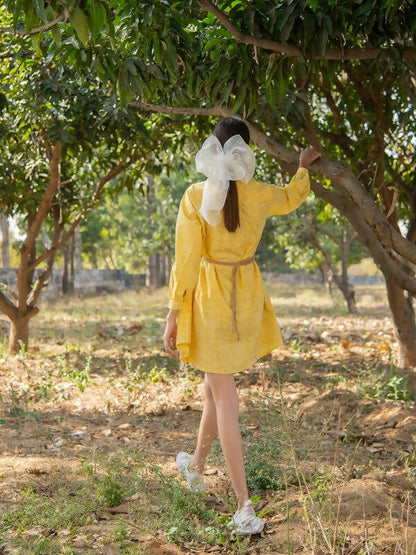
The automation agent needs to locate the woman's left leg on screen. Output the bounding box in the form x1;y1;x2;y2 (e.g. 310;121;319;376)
205;372;249;509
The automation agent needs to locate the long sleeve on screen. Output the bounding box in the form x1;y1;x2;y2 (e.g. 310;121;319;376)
169;187;203;310
263;167;310;217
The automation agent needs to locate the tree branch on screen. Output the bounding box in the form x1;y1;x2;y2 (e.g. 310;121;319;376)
28;206;63;307
27;153;141;272
23;141;61;256
0;289;17;320
311;178;416;294
130;101;229;117
17;141;61;313
132;100;416;268
199;0;416;61
316;227;343;250
0;11;69;37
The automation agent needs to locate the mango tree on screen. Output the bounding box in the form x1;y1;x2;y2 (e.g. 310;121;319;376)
0;26;166;353
4;0;416;366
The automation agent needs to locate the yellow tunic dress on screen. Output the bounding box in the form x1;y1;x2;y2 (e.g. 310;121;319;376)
169;167;310;374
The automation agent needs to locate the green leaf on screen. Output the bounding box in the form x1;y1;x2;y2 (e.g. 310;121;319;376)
88;3;106;37
51;25;61;47
354;0;375;19
276;64;288;101
70;7;89;46
24;4;38;33
31;32;43;56
231;88;246;114
202;37;223;56
165;37;178;75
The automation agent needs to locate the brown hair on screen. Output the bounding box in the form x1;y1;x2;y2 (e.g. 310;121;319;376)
213;117;250;232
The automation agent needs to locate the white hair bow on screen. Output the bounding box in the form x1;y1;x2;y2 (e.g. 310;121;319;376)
195;134;256;226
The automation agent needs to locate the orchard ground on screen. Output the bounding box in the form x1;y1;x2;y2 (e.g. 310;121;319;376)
0;282;415;554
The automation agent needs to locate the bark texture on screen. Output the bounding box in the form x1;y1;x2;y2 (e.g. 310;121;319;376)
0;213;10;268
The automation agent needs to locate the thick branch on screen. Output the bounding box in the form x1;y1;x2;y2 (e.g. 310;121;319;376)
311;178;416;294
316;227;343;250
250;121;416;266
17;141;61;313
199;0;416;61
0;11;69;36
132;100;416;269
23;142;61;256
130;101;229;117
0;290;17;320
28;153;141;272
28;206;63;307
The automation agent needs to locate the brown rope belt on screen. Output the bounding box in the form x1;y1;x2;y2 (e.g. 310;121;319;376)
202;255;254;341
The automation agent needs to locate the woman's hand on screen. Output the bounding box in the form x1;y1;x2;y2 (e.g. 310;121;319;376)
163;309;179;359
299;146;322;169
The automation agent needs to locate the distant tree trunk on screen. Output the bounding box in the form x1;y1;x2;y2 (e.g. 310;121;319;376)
340;223;358;314
318;260;331;294
0;213;10;268
146;252;161;287
62;242;70;294
165;252;172;285
69;235;75;293
74;225;82;271
311;232;357;314
159;254;166;286
62;236;75;295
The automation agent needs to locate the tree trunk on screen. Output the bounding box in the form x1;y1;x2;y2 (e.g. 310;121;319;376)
62;242;70;294
340;223;357;314
146;252;161;287
318;261;331;294
344;286;357;314
74;225;82;271
8;316;30;354
0;213;10;268
63;236;75;295
159;254;166;286
330;272;358;314
69;235;75;294
385;273;416;367
165;252;172;285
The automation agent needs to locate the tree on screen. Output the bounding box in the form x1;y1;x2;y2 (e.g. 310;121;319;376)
80;168;193;283
3;1;416;366
276;199;364;313
0;24;169;353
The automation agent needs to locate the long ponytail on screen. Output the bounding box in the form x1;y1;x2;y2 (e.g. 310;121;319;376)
213;117;250;233
223;180;239;232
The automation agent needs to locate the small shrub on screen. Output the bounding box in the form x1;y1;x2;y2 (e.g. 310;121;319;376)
101;476;126;507
362;370;415;403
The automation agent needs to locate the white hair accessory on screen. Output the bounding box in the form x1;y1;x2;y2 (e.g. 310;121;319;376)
195;134;256;226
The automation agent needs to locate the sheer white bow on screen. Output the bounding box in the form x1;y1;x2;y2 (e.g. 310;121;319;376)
195;135;256;226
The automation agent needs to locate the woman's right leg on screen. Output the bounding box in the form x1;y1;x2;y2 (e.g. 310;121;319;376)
204;372;249;510
190;374;218;474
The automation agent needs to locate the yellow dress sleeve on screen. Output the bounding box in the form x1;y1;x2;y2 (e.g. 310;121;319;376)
168;187;202;310
264;167;310;217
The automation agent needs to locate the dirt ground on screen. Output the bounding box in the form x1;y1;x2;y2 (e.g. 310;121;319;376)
0;284;415;554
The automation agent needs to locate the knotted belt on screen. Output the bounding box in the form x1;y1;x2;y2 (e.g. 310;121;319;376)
202;255;254;341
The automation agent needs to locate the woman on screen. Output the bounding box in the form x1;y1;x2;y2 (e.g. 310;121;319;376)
163;117;321;535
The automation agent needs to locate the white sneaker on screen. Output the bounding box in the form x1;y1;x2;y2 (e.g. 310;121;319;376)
176;452;205;493
227;500;265;535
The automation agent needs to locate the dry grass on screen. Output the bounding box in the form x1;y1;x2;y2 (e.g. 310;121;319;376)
0;282;415;554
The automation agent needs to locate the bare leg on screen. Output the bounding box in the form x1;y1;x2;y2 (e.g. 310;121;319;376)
205;372;249;509
190;374;218;473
